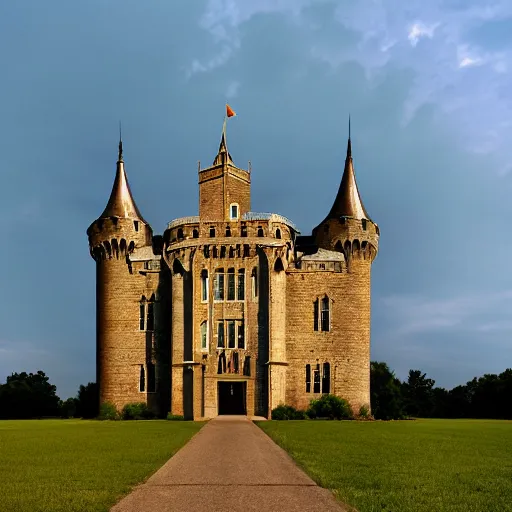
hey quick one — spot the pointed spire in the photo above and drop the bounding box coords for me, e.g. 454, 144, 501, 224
99, 138, 146, 222
325, 124, 371, 221
213, 117, 234, 165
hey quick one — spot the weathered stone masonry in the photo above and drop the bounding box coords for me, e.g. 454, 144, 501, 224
87, 128, 379, 419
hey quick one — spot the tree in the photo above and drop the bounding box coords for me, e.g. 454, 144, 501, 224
75, 382, 99, 419
402, 370, 435, 417
370, 361, 405, 420
0, 371, 60, 419
60, 397, 78, 418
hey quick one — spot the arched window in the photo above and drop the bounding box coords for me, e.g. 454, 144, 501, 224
214, 269, 224, 301
322, 363, 330, 393
313, 364, 321, 393
177, 228, 184, 240
321, 296, 330, 332
251, 267, 258, 298
201, 269, 209, 302
313, 299, 319, 331
306, 364, 311, 393
193, 228, 199, 238
237, 269, 245, 300
276, 228, 281, 239
147, 300, 154, 331
227, 268, 235, 300
257, 226, 264, 237
201, 321, 208, 351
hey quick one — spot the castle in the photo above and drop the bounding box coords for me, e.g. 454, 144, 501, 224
87, 120, 379, 419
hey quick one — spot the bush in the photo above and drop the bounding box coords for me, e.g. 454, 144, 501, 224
271, 404, 308, 420
306, 394, 354, 420
98, 402, 119, 420
121, 402, 155, 420
358, 404, 371, 419
166, 413, 185, 421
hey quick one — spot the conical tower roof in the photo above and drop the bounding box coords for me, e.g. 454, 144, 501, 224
99, 140, 147, 223
212, 125, 234, 166
326, 136, 371, 221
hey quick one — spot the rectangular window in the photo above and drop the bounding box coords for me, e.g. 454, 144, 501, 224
237, 321, 245, 349
313, 299, 319, 331
306, 364, 311, 393
214, 270, 224, 301
241, 224, 247, 237
227, 269, 235, 301
139, 365, 145, 392
217, 321, 225, 348
227, 320, 236, 349
139, 303, 145, 331
322, 362, 330, 393
201, 322, 208, 351
321, 297, 330, 332
230, 204, 239, 220
146, 302, 154, 331
147, 363, 156, 393
313, 369, 320, 393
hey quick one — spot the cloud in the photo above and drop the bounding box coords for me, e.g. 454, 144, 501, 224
408, 21, 439, 46
226, 80, 240, 99
381, 290, 512, 336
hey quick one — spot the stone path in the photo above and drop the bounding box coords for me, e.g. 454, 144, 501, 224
111, 416, 349, 512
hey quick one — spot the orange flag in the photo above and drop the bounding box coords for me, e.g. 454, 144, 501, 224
226, 104, 236, 118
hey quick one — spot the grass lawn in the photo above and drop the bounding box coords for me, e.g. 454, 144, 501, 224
258, 419, 512, 512
0, 419, 203, 512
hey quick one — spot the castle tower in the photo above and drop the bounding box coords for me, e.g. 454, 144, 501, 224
87, 139, 154, 410
198, 128, 251, 223
310, 128, 379, 413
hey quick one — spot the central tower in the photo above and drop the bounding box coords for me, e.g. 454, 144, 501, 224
198, 132, 251, 221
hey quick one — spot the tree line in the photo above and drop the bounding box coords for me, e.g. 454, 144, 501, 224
370, 362, 512, 420
0, 364, 511, 420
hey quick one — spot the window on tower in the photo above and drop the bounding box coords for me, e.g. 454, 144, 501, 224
321, 296, 330, 332
214, 269, 224, 301
201, 321, 208, 351
227, 320, 236, 349
227, 268, 235, 300
305, 364, 311, 393
237, 269, 245, 300
217, 321, 225, 348
322, 362, 330, 393
230, 204, 239, 220
313, 366, 321, 393
237, 320, 245, 349
201, 269, 209, 302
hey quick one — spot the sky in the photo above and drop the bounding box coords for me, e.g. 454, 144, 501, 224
1, 0, 511, 399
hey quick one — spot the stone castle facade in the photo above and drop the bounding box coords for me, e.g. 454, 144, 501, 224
87, 126, 379, 419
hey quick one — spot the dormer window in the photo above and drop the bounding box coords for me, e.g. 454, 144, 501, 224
230, 204, 239, 220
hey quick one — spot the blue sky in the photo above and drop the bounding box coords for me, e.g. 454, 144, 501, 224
1, 0, 511, 399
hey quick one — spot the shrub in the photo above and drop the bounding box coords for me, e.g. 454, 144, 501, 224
271, 404, 308, 420
98, 402, 119, 420
121, 402, 155, 420
306, 394, 354, 420
358, 404, 371, 419
166, 413, 185, 421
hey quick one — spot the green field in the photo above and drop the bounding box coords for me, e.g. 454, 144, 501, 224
0, 419, 202, 512
258, 419, 512, 512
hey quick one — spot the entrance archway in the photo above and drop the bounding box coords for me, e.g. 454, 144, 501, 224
218, 381, 247, 415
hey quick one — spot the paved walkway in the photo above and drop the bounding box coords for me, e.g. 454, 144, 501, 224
111, 416, 349, 512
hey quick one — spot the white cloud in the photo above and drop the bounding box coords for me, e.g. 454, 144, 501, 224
408, 21, 439, 46
226, 80, 240, 99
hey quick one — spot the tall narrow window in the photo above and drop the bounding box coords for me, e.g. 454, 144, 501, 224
252, 267, 258, 298
313, 368, 321, 393
306, 364, 311, 393
227, 268, 235, 301
225, 225, 231, 237
201, 321, 208, 351
362, 219, 367, 231
147, 301, 154, 331
134, 220, 139, 232
230, 204, 239, 220
177, 228, 184, 240
147, 363, 156, 393
214, 269, 224, 301
275, 228, 281, 239
321, 296, 330, 332
237, 269, 245, 300
237, 320, 245, 349
139, 298, 146, 331
209, 226, 216, 237
193, 229, 199, 238
241, 224, 247, 237
313, 299, 319, 331
322, 362, 331, 393
139, 365, 145, 392
257, 226, 264, 237
217, 321, 225, 348
227, 320, 236, 348
201, 270, 208, 302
